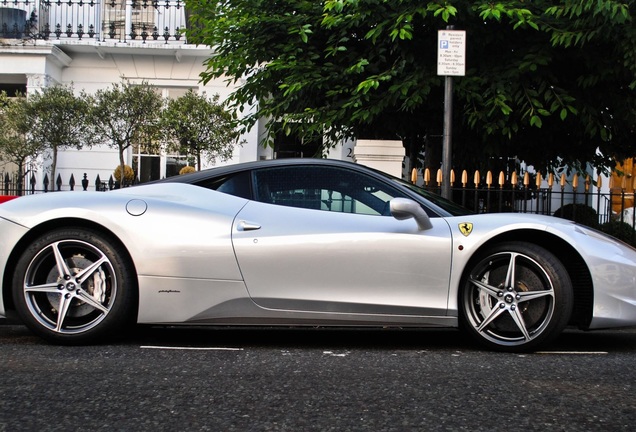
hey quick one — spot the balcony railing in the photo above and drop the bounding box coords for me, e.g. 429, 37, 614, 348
0, 0, 189, 44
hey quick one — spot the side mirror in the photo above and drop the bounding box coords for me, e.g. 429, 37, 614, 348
390, 198, 433, 231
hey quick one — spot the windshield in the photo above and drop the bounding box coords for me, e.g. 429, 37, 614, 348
393, 177, 473, 216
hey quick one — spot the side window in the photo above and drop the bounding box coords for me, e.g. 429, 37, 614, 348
253, 166, 404, 215
194, 171, 252, 199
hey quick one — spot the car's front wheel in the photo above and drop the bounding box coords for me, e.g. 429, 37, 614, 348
460, 242, 573, 352
12, 227, 136, 344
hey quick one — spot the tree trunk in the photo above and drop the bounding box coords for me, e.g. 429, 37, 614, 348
119, 144, 126, 188
50, 147, 58, 192
16, 160, 24, 195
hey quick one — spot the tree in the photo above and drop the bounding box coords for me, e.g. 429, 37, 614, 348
89, 80, 163, 185
186, 0, 636, 174
0, 92, 45, 194
162, 90, 240, 170
455, 1, 636, 174
27, 85, 93, 191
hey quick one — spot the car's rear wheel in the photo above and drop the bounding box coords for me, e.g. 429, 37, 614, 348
460, 242, 573, 352
12, 228, 136, 344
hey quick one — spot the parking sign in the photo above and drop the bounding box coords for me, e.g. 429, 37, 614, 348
437, 30, 466, 76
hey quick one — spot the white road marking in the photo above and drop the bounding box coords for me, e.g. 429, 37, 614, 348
140, 346, 243, 351
323, 351, 348, 357
535, 351, 608, 355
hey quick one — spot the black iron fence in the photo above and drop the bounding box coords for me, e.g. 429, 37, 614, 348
0, 0, 188, 43
412, 166, 636, 244
422, 184, 633, 225
2, 171, 133, 195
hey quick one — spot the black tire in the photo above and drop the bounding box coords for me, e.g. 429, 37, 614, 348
459, 242, 573, 352
12, 227, 136, 345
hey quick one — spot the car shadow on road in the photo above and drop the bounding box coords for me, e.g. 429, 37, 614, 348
125, 325, 636, 353
2, 322, 634, 353
128, 325, 476, 350
549, 328, 636, 353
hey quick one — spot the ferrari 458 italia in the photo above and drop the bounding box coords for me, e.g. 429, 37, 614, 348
1, 159, 635, 351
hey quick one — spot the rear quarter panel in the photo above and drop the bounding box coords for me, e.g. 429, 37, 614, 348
0, 185, 250, 319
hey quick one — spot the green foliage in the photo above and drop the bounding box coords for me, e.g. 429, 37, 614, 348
27, 85, 93, 190
186, 0, 635, 172
161, 90, 239, 170
89, 80, 163, 180
2, 83, 239, 186
27, 85, 91, 152
0, 92, 46, 190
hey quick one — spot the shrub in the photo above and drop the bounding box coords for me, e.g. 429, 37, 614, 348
553, 204, 599, 228
179, 166, 196, 175
113, 164, 135, 183
601, 221, 636, 247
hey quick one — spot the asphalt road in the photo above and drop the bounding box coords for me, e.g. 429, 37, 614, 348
1, 324, 635, 431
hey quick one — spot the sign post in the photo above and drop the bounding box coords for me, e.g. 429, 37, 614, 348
437, 28, 466, 199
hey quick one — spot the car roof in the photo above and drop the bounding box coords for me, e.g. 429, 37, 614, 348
156, 158, 378, 185
152, 158, 461, 217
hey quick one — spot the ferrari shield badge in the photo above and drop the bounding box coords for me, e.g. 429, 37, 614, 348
459, 222, 473, 237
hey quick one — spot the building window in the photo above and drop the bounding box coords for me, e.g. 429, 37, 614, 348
135, 154, 160, 183
0, 83, 27, 97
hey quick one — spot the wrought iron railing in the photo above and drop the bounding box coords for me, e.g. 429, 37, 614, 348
2, 171, 134, 194
0, 0, 188, 44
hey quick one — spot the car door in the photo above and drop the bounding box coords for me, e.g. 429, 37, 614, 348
231, 165, 453, 317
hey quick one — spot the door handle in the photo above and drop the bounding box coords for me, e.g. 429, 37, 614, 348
237, 220, 261, 231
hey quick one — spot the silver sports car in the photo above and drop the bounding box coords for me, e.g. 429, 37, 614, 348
1, 158, 635, 351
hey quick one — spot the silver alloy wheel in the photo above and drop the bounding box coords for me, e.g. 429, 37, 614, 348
463, 250, 557, 347
21, 239, 117, 335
